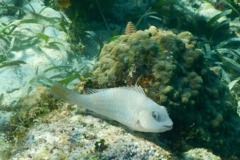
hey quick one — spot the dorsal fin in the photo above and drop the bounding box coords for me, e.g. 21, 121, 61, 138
84, 88, 109, 94
85, 85, 146, 95
119, 85, 146, 95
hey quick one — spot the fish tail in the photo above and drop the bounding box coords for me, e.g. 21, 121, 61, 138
50, 82, 81, 105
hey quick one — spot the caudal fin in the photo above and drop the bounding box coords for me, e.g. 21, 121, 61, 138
50, 82, 80, 105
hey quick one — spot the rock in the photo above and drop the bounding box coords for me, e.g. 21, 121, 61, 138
5, 88, 173, 159
10, 114, 171, 159
0, 1, 69, 106
0, 132, 11, 160
183, 148, 221, 160
0, 111, 12, 131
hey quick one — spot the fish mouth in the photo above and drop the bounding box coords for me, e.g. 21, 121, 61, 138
164, 125, 173, 130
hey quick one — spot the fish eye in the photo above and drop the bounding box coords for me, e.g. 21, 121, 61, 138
152, 111, 161, 121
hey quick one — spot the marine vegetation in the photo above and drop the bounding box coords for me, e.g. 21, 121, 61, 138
85, 26, 240, 158
0, 1, 70, 69
46, 0, 115, 57
152, 0, 240, 42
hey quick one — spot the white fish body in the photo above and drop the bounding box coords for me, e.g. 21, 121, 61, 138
50, 83, 173, 133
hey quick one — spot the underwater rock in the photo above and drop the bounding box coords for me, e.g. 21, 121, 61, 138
0, 132, 11, 159
197, 2, 225, 22
4, 88, 172, 159
0, 0, 20, 24
0, 111, 12, 132
90, 26, 240, 158
0, 1, 69, 106
183, 148, 221, 160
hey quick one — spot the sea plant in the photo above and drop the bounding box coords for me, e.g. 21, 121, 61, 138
214, 0, 240, 17
151, 0, 237, 42
203, 36, 240, 115
0, 2, 70, 69
39, 65, 81, 86
206, 9, 232, 40
228, 77, 240, 113
135, 7, 162, 28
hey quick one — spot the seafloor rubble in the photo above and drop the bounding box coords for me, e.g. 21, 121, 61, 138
90, 26, 240, 158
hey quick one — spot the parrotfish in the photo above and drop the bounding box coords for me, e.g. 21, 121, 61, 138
50, 83, 173, 133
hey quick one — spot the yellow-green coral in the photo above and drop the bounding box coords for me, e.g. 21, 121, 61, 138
89, 26, 240, 158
